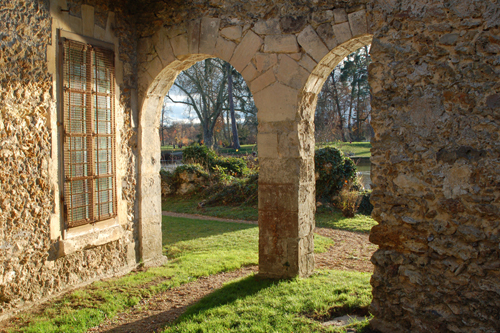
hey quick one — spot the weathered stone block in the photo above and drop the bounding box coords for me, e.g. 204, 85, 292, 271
152, 27, 176, 66
348, 10, 368, 38
297, 25, 329, 62
257, 132, 278, 158
258, 210, 299, 238
166, 24, 187, 39
264, 35, 299, 53
241, 63, 258, 82
199, 17, 220, 55
142, 56, 163, 85
254, 52, 278, 72
276, 54, 309, 90
214, 37, 236, 62
139, 215, 163, 262
332, 22, 353, 45
259, 157, 303, 185
254, 83, 298, 122
220, 25, 242, 40
230, 30, 263, 72
170, 34, 189, 58
187, 19, 201, 54
333, 8, 348, 24
316, 22, 337, 50
250, 68, 276, 93
298, 53, 317, 72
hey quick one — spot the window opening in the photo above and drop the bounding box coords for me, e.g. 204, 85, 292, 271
62, 38, 117, 228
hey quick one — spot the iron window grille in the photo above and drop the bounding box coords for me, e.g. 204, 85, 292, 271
61, 38, 117, 228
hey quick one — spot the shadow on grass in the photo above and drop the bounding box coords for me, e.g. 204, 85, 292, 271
102, 275, 273, 333
173, 275, 276, 322
162, 216, 257, 246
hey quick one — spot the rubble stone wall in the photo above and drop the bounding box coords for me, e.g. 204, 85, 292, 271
1, 0, 499, 331
0, 0, 140, 317
368, 1, 500, 332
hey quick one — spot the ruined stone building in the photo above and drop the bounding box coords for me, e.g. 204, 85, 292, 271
1, 0, 499, 331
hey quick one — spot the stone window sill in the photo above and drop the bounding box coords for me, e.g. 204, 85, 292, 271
58, 218, 125, 257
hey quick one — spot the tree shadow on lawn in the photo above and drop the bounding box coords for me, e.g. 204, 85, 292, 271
162, 216, 257, 246
102, 275, 274, 333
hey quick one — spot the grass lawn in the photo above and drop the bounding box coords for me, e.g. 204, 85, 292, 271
316, 206, 377, 234
163, 270, 373, 333
162, 195, 259, 221
8, 217, 337, 333
162, 196, 377, 234
317, 142, 372, 158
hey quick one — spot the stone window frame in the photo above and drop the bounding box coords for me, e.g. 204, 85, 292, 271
58, 30, 118, 230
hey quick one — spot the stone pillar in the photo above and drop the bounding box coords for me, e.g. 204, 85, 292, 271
255, 83, 315, 278
138, 94, 165, 265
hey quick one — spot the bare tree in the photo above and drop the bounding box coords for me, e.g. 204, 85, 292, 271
167, 58, 255, 148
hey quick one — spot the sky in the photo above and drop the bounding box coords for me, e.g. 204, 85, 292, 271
162, 86, 200, 124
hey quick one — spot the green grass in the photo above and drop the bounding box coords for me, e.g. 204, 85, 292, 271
163, 270, 373, 333
162, 196, 377, 234
316, 206, 377, 234
162, 195, 259, 221
317, 142, 372, 158
216, 144, 256, 155
9, 216, 333, 333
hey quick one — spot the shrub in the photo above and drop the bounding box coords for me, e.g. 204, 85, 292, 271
357, 190, 373, 215
338, 187, 362, 218
182, 144, 217, 168
215, 156, 248, 177
204, 173, 258, 206
160, 163, 209, 196
315, 147, 357, 201
182, 144, 248, 177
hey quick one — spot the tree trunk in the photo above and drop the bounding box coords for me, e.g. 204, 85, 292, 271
203, 126, 214, 149
160, 106, 165, 146
331, 72, 346, 142
355, 79, 362, 140
227, 63, 240, 149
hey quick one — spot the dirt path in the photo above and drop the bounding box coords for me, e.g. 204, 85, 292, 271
85, 215, 376, 332
87, 267, 258, 333
314, 228, 376, 273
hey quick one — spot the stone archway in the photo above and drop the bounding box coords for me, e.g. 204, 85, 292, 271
136, 7, 372, 278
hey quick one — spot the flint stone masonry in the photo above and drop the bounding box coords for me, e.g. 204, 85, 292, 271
1, 1, 499, 332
